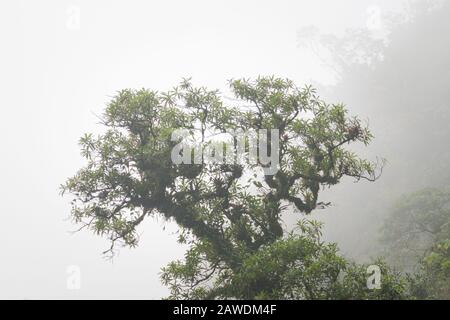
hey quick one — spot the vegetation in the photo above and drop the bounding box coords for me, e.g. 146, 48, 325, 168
302, 1, 450, 300
62, 76, 413, 299
297, 4, 450, 301
60, 1, 450, 300
382, 188, 450, 299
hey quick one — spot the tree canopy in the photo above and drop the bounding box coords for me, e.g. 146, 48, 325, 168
381, 188, 450, 299
62, 76, 406, 299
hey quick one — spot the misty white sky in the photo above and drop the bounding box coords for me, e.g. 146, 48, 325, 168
0, 0, 407, 299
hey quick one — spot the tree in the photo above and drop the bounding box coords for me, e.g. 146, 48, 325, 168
381, 188, 450, 271
409, 238, 450, 299
62, 76, 399, 299
381, 188, 450, 299
162, 219, 409, 299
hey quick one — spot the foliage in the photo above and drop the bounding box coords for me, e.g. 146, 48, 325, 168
381, 188, 450, 271
409, 239, 450, 299
382, 188, 450, 299
162, 220, 409, 300
62, 76, 386, 299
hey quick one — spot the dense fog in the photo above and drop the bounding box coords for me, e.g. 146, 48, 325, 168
308, 0, 450, 264
1, 0, 449, 299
